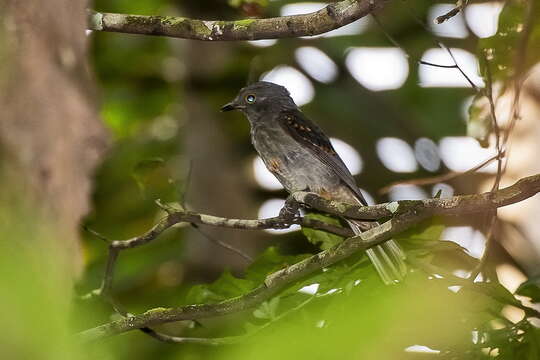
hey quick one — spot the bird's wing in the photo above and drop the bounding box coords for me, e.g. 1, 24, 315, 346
277, 109, 367, 206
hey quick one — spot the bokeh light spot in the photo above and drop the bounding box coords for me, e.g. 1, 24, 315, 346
414, 137, 441, 172
280, 2, 326, 16
496, 264, 527, 293
388, 185, 428, 201
359, 188, 375, 205
441, 226, 486, 259
248, 39, 278, 47
330, 138, 363, 175
376, 137, 418, 173
439, 136, 497, 173
428, 4, 468, 38
298, 283, 319, 295
262, 66, 315, 106
465, 2, 504, 38
405, 345, 441, 354
346, 47, 409, 91
295, 47, 338, 83
432, 183, 455, 198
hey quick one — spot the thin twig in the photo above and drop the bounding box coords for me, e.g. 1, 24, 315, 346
176, 161, 255, 263
83, 226, 111, 243
193, 226, 253, 262
468, 215, 497, 281
379, 152, 503, 195
373, 9, 480, 92
418, 61, 462, 69
440, 42, 479, 92
482, 53, 503, 193
434, 0, 469, 24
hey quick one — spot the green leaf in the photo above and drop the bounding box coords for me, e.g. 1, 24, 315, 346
422, 240, 467, 253
478, 0, 540, 84
294, 257, 373, 295
253, 297, 280, 320
516, 276, 540, 303
185, 270, 255, 304
185, 248, 310, 305
475, 281, 521, 307
302, 213, 345, 250
245, 247, 310, 284
395, 217, 445, 245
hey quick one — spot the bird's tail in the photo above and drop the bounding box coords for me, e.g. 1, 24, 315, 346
347, 219, 407, 285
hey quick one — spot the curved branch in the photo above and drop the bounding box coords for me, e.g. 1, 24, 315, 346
90, 203, 352, 301
294, 173, 540, 221
77, 174, 540, 342
78, 213, 410, 342
87, 0, 386, 40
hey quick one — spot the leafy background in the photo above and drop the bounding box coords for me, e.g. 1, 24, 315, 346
19, 0, 536, 358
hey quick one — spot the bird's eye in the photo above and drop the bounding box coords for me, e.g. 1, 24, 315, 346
245, 94, 256, 104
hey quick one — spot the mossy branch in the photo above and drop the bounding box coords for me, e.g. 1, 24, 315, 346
87, 0, 386, 40
77, 174, 540, 342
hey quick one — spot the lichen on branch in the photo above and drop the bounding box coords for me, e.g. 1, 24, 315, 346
87, 0, 386, 40
77, 174, 540, 342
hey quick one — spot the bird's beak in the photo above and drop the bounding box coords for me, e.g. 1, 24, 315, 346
221, 101, 239, 112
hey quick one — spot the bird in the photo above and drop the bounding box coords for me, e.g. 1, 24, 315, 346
222, 81, 406, 284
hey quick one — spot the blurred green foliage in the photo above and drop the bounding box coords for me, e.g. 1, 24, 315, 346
58, 0, 540, 359
478, 0, 540, 85
0, 203, 91, 360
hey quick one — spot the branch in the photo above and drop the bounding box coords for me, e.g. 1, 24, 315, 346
78, 213, 415, 342
87, 0, 386, 40
379, 152, 503, 195
294, 173, 540, 221
90, 202, 353, 300
434, 0, 468, 24
77, 174, 540, 342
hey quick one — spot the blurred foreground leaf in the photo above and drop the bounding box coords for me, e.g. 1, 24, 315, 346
478, 0, 540, 84
186, 270, 256, 304
516, 276, 540, 303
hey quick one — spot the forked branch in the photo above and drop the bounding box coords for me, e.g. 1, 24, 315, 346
78, 174, 540, 342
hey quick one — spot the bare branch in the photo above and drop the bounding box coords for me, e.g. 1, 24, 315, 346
87, 0, 386, 41
379, 152, 503, 195
77, 213, 415, 342
434, 0, 468, 24
77, 174, 540, 342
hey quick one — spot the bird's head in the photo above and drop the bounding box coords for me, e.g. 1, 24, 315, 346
221, 81, 296, 120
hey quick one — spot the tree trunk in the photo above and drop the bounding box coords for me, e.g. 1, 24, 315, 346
0, 0, 107, 273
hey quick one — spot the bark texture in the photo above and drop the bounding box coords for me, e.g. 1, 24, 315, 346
0, 0, 107, 271
88, 0, 386, 41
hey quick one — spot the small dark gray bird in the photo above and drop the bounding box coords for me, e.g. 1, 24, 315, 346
222, 81, 406, 284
